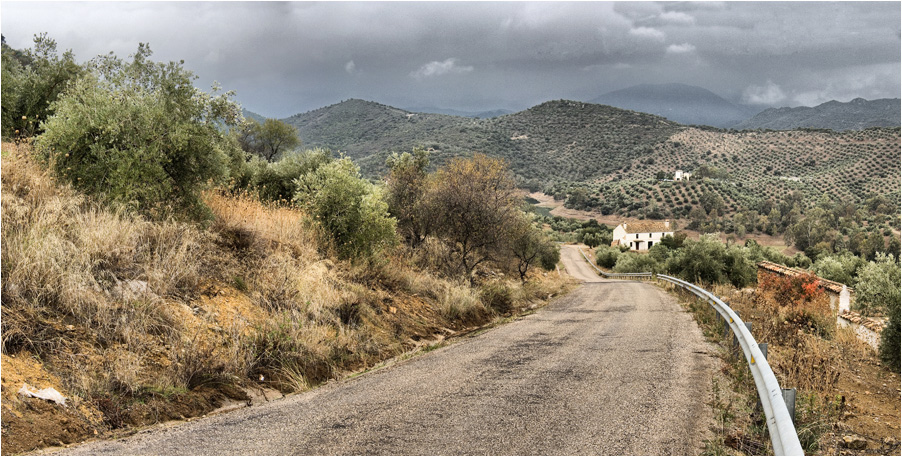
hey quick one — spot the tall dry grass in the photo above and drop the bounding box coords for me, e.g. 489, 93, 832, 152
2, 142, 572, 434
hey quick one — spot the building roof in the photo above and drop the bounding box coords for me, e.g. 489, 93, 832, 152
757, 260, 852, 294
839, 310, 885, 333
620, 221, 672, 234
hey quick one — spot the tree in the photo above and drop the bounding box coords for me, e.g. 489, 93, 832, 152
238, 118, 300, 161
385, 148, 432, 248
257, 118, 300, 161
595, 246, 620, 268
666, 234, 727, 285
294, 158, 397, 260
2, 33, 83, 139
36, 43, 240, 220
508, 213, 558, 282
855, 253, 901, 371
428, 154, 520, 282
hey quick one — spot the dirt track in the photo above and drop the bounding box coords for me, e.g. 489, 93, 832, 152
52, 245, 718, 455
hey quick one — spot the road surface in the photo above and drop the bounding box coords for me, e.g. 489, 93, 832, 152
55, 245, 717, 455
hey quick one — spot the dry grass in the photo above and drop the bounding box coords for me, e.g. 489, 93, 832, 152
702, 281, 894, 454
1, 142, 572, 452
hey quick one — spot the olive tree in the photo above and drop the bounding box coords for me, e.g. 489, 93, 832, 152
385, 147, 432, 248
2, 33, 83, 139
238, 118, 300, 161
36, 43, 241, 220
294, 158, 397, 260
854, 253, 901, 371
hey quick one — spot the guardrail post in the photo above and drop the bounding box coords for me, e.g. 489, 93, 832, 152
756, 342, 769, 413
782, 388, 797, 424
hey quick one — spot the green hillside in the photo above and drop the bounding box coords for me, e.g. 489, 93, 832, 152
555, 127, 901, 219
282, 99, 681, 183
281, 98, 900, 228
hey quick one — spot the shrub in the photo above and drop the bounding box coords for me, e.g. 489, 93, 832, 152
1, 34, 84, 139
595, 246, 620, 268
36, 44, 240, 221
480, 281, 514, 314
854, 253, 901, 370
613, 252, 660, 274
294, 158, 397, 260
239, 149, 331, 203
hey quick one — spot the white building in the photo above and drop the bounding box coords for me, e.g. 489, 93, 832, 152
674, 170, 692, 181
612, 220, 674, 251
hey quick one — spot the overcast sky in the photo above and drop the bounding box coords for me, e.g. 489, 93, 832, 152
2, 1, 899, 118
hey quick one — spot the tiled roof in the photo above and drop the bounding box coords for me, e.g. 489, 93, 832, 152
757, 261, 852, 294
839, 310, 885, 333
621, 221, 672, 234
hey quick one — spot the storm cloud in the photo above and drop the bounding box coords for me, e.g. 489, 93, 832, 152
2, 1, 899, 117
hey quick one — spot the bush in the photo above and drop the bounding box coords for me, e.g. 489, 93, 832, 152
294, 158, 397, 260
613, 252, 660, 274
239, 149, 331, 203
854, 253, 900, 370
480, 282, 514, 314
36, 44, 240, 221
595, 246, 620, 268
1, 34, 83, 139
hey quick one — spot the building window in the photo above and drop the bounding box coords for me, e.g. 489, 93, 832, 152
635, 234, 639, 239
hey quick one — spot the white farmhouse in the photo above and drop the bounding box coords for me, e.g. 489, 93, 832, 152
612, 220, 674, 251
674, 170, 691, 181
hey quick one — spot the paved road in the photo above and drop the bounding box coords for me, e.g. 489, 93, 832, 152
56, 245, 717, 455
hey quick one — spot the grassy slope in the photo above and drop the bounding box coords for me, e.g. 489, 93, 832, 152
0, 142, 574, 454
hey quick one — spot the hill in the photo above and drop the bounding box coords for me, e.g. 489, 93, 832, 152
734, 98, 901, 131
241, 108, 267, 123
282, 99, 681, 182
589, 83, 754, 128
548, 126, 900, 224
404, 106, 513, 118
281, 98, 899, 224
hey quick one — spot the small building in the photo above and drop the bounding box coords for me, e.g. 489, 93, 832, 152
756, 261, 852, 313
612, 220, 673, 251
674, 170, 692, 181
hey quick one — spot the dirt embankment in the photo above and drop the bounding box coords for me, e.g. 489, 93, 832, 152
1, 143, 575, 455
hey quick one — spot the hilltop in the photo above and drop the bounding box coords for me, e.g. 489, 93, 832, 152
282, 99, 681, 183
734, 98, 901, 131
589, 83, 755, 128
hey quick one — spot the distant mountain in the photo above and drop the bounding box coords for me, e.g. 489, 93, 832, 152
404, 106, 514, 118
589, 83, 755, 128
733, 98, 901, 131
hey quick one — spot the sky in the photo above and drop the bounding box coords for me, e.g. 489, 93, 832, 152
1, 1, 899, 118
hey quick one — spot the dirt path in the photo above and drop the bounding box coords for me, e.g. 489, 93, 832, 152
50, 246, 719, 456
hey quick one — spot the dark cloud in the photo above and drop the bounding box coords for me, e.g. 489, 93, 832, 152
2, 1, 898, 117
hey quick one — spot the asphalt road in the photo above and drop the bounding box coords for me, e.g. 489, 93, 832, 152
55, 245, 717, 455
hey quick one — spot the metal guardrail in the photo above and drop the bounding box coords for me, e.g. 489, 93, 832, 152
576, 246, 804, 456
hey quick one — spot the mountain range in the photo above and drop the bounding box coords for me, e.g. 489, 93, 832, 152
733, 97, 901, 131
